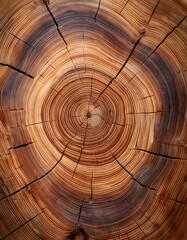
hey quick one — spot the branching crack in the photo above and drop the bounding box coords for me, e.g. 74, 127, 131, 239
132, 148, 187, 160
0, 63, 34, 78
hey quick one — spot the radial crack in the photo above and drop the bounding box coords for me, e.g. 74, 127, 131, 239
82, 33, 86, 73
120, 0, 130, 14
133, 148, 186, 160
42, 0, 84, 86
78, 200, 84, 226
42, 0, 67, 46
146, 15, 187, 58
127, 15, 187, 84
134, 220, 147, 238
127, 198, 163, 238
147, 0, 160, 25
25, 120, 56, 127
9, 142, 33, 150
169, 198, 186, 205
90, 172, 93, 200
95, 35, 142, 103
0, 63, 34, 78
9, 32, 34, 48
2, 212, 42, 239
101, 137, 155, 191
0, 135, 76, 201
72, 121, 89, 178
127, 111, 161, 114
72, 89, 92, 178
94, 0, 101, 21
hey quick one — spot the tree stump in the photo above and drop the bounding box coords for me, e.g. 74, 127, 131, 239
0, 0, 187, 239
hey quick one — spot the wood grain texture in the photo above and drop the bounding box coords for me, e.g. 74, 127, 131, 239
0, 0, 187, 239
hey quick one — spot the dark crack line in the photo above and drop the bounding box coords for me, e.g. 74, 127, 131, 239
134, 220, 147, 238
0, 135, 76, 201
25, 120, 56, 127
141, 95, 154, 99
90, 172, 93, 200
128, 15, 187, 84
42, 0, 84, 86
78, 200, 84, 226
82, 33, 86, 73
66, 47, 84, 87
132, 148, 187, 160
72, 121, 89, 178
101, 136, 155, 191
72, 84, 92, 177
72, 82, 93, 178
89, 71, 94, 101
37, 49, 62, 76
94, 0, 101, 21
42, 0, 67, 46
127, 111, 161, 115
9, 32, 34, 48
2, 212, 42, 239
168, 198, 186, 205
147, 0, 160, 25
91, 71, 94, 93
126, 199, 162, 238
120, 0, 130, 14
8, 108, 25, 112
87, 75, 92, 115
0, 63, 34, 78
9, 142, 33, 150
94, 35, 142, 103
153, 193, 186, 205
149, 15, 187, 55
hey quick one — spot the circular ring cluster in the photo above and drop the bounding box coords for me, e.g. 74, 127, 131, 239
0, 0, 187, 240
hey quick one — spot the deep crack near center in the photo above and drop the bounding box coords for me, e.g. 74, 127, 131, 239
86, 111, 91, 118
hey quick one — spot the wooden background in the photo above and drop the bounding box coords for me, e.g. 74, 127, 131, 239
0, 0, 187, 239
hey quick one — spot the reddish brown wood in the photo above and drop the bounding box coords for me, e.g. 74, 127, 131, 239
0, 0, 187, 239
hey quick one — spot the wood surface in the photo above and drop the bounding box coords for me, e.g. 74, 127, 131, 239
0, 0, 187, 239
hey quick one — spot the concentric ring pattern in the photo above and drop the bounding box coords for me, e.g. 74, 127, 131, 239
0, 0, 187, 239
